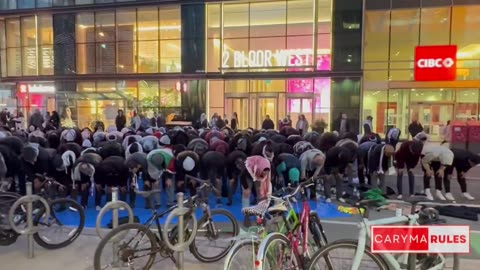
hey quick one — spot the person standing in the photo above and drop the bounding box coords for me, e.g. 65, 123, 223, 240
261, 115, 275, 130
363, 116, 373, 134
441, 120, 451, 146
49, 111, 60, 129
131, 111, 141, 131
156, 113, 166, 128
296, 114, 309, 136
231, 112, 238, 130
115, 110, 126, 131
60, 106, 75, 129
334, 113, 350, 135
408, 118, 423, 138
30, 108, 44, 130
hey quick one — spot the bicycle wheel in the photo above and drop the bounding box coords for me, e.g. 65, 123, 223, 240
307, 240, 388, 270
223, 239, 260, 270
256, 233, 301, 270
190, 208, 239, 263
94, 223, 157, 270
33, 198, 85, 249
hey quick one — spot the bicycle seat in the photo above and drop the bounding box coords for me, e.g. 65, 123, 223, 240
405, 196, 431, 204
268, 203, 288, 213
135, 189, 162, 198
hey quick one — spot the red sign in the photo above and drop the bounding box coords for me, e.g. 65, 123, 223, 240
371, 225, 470, 254
414, 45, 457, 81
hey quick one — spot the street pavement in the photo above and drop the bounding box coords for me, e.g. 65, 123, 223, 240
2, 172, 480, 269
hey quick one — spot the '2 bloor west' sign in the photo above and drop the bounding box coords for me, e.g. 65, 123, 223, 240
414, 45, 457, 81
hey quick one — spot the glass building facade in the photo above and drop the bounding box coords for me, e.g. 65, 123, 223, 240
364, 0, 480, 140
0, 0, 363, 130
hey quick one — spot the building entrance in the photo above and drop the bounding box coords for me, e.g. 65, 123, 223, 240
224, 97, 249, 130
411, 103, 453, 141
287, 93, 314, 129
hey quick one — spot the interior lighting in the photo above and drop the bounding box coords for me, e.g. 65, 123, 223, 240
98, 32, 105, 37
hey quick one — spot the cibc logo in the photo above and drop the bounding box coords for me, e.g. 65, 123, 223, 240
414, 45, 457, 81
417, 58, 455, 68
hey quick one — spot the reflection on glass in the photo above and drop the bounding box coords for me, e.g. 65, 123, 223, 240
138, 8, 159, 40
21, 17, 36, 47
95, 12, 115, 42
160, 7, 181, 40
250, 1, 286, 37
223, 4, 249, 38
390, 10, 419, 61
364, 11, 390, 62
77, 82, 96, 92
207, 4, 221, 38
160, 81, 181, 107
39, 45, 54, 75
76, 13, 95, 43
160, 40, 181, 72
287, 0, 314, 35
96, 43, 116, 73
116, 10, 136, 42
38, 15, 53, 45
139, 80, 159, 109
7, 47, 21, 76
117, 42, 136, 73
138, 41, 159, 73
411, 104, 453, 141
420, 8, 450, 46
456, 89, 479, 120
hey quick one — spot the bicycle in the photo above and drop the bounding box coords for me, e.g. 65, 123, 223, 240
306, 196, 459, 270
0, 174, 85, 249
93, 176, 239, 270
255, 178, 330, 270
223, 185, 300, 270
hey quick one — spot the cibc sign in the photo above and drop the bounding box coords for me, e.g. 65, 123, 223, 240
414, 45, 457, 81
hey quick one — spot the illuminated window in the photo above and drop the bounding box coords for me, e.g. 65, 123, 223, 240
160, 80, 181, 107
21, 17, 37, 76
223, 4, 249, 38
250, 1, 286, 37
138, 81, 159, 109
287, 0, 314, 36
160, 7, 181, 40
390, 9, 419, 62
160, 40, 181, 72
0, 20, 6, 77
420, 7, 450, 46
364, 11, 390, 62
138, 41, 159, 73
138, 8, 159, 41
452, 6, 480, 61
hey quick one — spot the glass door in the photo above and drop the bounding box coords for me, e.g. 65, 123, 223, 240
287, 98, 314, 130
257, 98, 278, 129
411, 103, 453, 141
225, 98, 249, 130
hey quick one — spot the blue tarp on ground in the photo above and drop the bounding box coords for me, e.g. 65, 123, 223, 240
54, 193, 351, 228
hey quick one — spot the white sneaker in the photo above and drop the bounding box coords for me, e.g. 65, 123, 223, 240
424, 189, 434, 201
338, 197, 346, 203
435, 190, 446, 201
325, 198, 332, 203
445, 192, 455, 201
95, 206, 102, 211
397, 195, 403, 200
463, 192, 475, 201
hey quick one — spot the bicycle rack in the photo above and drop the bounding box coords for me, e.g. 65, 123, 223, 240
163, 192, 198, 270
95, 187, 134, 268
8, 182, 50, 258
95, 187, 134, 239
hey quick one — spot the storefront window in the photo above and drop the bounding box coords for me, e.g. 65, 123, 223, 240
21, 17, 37, 75
0, 21, 6, 78
160, 7, 181, 40
138, 41, 159, 73
420, 7, 450, 46
210, 0, 331, 73
250, 80, 286, 93
160, 40, 181, 72
390, 9, 419, 62
364, 11, 390, 63
160, 80, 181, 108
250, 1, 286, 37
6, 18, 20, 76
18, 0, 35, 9
456, 89, 479, 120
139, 81, 159, 113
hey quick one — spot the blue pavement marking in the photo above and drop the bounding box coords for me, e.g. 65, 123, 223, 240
53, 192, 350, 228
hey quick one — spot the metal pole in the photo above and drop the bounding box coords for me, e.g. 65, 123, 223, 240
177, 192, 185, 270
111, 187, 119, 267
26, 182, 34, 259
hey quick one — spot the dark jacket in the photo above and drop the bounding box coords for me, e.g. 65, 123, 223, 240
262, 119, 275, 130
30, 113, 44, 130
231, 118, 238, 130
408, 122, 423, 137
115, 115, 127, 131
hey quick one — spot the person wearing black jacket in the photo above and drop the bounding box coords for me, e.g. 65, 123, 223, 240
20, 143, 53, 194
225, 150, 249, 205
441, 148, 480, 201
361, 144, 395, 191
394, 140, 423, 198
115, 110, 127, 132
175, 150, 200, 196
323, 146, 355, 202
261, 115, 275, 130
200, 150, 226, 204
95, 156, 129, 208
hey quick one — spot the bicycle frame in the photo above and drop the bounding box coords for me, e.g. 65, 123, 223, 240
351, 214, 446, 270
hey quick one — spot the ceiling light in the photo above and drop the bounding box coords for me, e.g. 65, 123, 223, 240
98, 32, 105, 37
